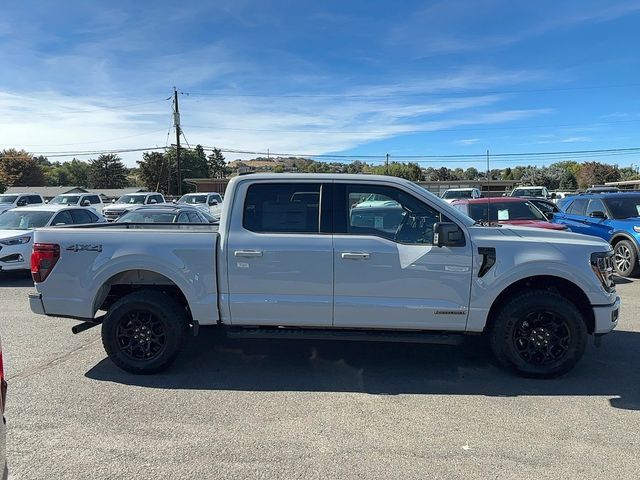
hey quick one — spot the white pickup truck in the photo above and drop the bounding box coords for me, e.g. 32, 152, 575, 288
28, 174, 620, 377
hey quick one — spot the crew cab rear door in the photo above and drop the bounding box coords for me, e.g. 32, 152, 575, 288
226, 181, 334, 326
332, 182, 472, 331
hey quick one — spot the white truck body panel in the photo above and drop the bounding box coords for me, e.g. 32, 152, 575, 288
30, 174, 619, 337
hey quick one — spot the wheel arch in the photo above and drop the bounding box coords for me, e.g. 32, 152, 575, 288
610, 231, 640, 250
486, 275, 595, 334
92, 269, 192, 321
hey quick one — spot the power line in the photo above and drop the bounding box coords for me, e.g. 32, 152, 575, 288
18, 129, 170, 148
184, 82, 640, 99
44, 98, 169, 114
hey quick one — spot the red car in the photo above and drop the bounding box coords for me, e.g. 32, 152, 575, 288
451, 197, 568, 230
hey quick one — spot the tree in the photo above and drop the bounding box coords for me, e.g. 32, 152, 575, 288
371, 162, 423, 181
0, 149, 46, 186
576, 162, 620, 189
137, 151, 170, 193
207, 148, 230, 178
87, 154, 128, 189
463, 167, 479, 180
558, 170, 578, 190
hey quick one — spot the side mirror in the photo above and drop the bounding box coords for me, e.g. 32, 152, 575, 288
543, 211, 555, 220
112, 199, 116, 203
433, 222, 466, 248
17, 200, 27, 207
149, 199, 157, 204
209, 200, 218, 206
172, 199, 177, 204
589, 211, 606, 219
551, 193, 557, 199
81, 200, 91, 207
45, 200, 49, 204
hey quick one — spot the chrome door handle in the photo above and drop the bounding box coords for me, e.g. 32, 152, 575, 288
234, 250, 263, 258
341, 252, 370, 260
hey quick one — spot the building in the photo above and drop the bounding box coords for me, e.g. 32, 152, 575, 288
184, 178, 230, 195
605, 180, 640, 191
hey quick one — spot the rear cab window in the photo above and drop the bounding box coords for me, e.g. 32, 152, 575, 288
243, 183, 321, 233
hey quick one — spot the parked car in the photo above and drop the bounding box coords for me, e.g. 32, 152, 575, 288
585, 186, 621, 194
102, 192, 165, 222
116, 205, 215, 224
527, 198, 560, 216
509, 186, 551, 199
553, 193, 640, 277
0, 193, 44, 215
440, 188, 482, 203
177, 192, 223, 221
29, 174, 619, 378
451, 198, 568, 230
0, 335, 7, 480
49, 193, 104, 213
0, 206, 104, 272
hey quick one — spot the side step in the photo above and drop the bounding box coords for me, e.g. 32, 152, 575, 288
225, 326, 464, 345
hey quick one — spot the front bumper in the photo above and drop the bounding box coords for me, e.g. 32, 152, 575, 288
592, 296, 620, 334
0, 243, 30, 271
29, 292, 46, 315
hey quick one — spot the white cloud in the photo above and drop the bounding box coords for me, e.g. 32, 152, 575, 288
457, 138, 480, 145
560, 136, 591, 143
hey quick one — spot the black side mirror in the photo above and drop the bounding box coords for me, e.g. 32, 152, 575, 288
209, 200, 218, 206
589, 211, 606, 219
17, 200, 27, 206
434, 222, 466, 247
543, 211, 555, 220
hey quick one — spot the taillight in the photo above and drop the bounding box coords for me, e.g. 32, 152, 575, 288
31, 243, 60, 283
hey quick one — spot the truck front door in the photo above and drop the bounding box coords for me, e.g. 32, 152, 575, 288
332, 183, 472, 331
226, 182, 334, 326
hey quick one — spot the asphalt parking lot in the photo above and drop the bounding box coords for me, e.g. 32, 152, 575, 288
1, 272, 639, 479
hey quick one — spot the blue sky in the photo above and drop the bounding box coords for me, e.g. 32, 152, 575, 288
1, 0, 640, 167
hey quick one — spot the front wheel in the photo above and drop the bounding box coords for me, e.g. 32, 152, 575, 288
488, 290, 587, 378
101, 290, 188, 374
613, 239, 640, 278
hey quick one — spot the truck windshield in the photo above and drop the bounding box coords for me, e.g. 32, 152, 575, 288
116, 195, 146, 204
0, 195, 18, 204
0, 210, 54, 229
179, 195, 207, 204
442, 190, 473, 199
50, 195, 80, 205
511, 188, 543, 197
604, 196, 640, 219
468, 201, 545, 222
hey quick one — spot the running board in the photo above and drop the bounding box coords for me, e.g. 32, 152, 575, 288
225, 327, 464, 345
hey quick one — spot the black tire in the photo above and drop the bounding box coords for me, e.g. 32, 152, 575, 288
101, 290, 188, 374
613, 239, 640, 278
488, 290, 587, 378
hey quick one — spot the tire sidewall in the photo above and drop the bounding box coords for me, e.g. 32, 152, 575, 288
492, 293, 587, 377
102, 293, 186, 373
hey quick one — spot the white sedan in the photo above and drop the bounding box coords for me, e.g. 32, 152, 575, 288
0, 205, 104, 272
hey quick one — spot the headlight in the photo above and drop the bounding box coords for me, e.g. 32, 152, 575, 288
0, 236, 31, 246
590, 251, 615, 293
634, 226, 640, 233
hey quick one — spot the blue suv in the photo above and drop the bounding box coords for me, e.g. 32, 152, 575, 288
554, 193, 640, 277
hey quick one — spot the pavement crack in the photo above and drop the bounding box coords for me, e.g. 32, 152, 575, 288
7, 336, 101, 382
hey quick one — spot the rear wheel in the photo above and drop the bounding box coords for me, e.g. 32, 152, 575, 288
101, 290, 188, 374
613, 239, 640, 278
488, 290, 587, 378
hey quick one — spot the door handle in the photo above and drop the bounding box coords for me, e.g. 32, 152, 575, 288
234, 250, 263, 258
341, 252, 370, 260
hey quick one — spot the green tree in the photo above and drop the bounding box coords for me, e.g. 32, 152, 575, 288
463, 167, 479, 180
558, 170, 578, 190
0, 149, 46, 186
87, 153, 129, 189
371, 162, 423, 181
137, 151, 170, 193
207, 148, 230, 178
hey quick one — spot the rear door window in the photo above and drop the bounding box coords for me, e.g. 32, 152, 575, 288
52, 210, 74, 225
70, 209, 95, 224
243, 183, 321, 233
567, 199, 588, 216
586, 199, 607, 217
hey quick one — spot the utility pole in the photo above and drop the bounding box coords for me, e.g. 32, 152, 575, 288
485, 150, 490, 223
173, 87, 182, 196
385, 153, 389, 175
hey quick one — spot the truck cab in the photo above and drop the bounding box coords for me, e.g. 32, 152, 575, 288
0, 193, 44, 214
102, 192, 165, 221
49, 193, 104, 213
